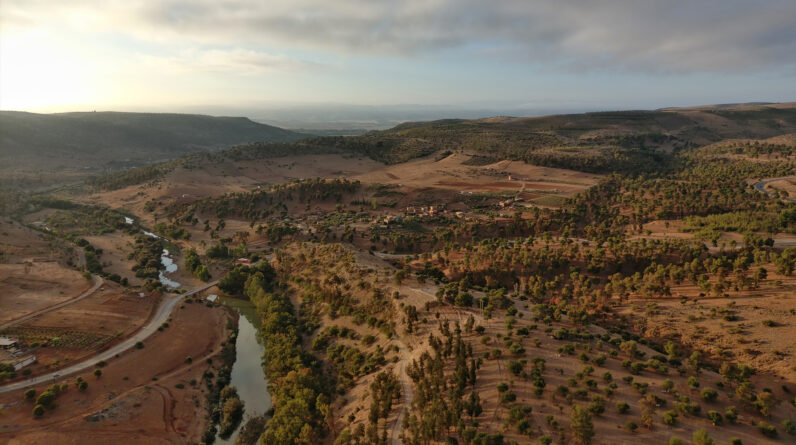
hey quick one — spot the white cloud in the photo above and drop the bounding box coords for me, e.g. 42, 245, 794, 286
2, 0, 796, 73
138, 48, 322, 74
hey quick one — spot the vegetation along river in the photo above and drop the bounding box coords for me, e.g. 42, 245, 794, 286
215, 297, 271, 444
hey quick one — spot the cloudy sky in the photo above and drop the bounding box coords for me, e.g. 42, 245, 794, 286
1, 0, 795, 114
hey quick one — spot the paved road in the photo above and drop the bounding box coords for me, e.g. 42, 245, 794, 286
0, 276, 105, 331
754, 176, 796, 203
0, 280, 218, 394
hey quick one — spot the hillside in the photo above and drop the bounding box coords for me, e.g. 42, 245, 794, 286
188, 102, 796, 176
0, 111, 306, 172
297, 102, 796, 170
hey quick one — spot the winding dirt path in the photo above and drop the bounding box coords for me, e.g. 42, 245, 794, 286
389, 342, 414, 445
0, 275, 104, 331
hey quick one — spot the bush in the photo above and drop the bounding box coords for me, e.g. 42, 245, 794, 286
725, 406, 738, 424
135, 341, 144, 349
25, 389, 36, 400
758, 421, 778, 438
36, 391, 56, 408
701, 387, 718, 402
692, 429, 714, 445
624, 421, 637, 432
33, 404, 45, 417
500, 391, 517, 403
616, 401, 630, 414
668, 439, 684, 445
729, 439, 742, 445
706, 410, 722, 425
782, 418, 796, 435
662, 410, 678, 426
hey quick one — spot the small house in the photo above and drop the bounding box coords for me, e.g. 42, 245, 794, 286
0, 337, 19, 349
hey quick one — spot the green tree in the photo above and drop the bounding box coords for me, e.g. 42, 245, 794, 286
570, 405, 595, 444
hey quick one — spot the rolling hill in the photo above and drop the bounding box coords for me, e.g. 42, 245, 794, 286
0, 111, 306, 172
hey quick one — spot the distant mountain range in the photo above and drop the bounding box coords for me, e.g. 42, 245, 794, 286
0, 111, 306, 171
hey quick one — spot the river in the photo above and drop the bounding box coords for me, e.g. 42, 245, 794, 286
123, 217, 182, 289
215, 297, 271, 444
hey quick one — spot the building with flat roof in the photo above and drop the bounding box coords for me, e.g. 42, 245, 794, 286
0, 337, 19, 349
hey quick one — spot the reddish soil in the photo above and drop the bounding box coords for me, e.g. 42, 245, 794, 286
0, 301, 233, 444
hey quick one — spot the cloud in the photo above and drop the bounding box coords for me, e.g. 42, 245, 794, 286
3, 0, 796, 73
138, 48, 323, 74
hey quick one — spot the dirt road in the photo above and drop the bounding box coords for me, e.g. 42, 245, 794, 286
0, 275, 104, 331
0, 280, 218, 394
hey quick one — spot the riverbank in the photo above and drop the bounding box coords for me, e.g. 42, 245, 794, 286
213, 296, 271, 445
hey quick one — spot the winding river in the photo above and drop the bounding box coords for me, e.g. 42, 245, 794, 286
215, 297, 271, 444
124, 217, 182, 289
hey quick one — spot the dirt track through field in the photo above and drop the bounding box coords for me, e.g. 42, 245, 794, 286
0, 280, 218, 394
0, 275, 104, 331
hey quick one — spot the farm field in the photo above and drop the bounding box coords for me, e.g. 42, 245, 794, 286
0, 300, 232, 444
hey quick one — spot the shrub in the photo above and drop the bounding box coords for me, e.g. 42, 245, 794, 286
509, 343, 525, 355
135, 341, 144, 349
706, 410, 722, 425
758, 421, 777, 438
701, 387, 718, 402
693, 429, 714, 445
507, 360, 523, 376
624, 421, 637, 432
93, 369, 102, 379
724, 406, 738, 424
782, 418, 796, 435
516, 419, 531, 434
616, 401, 630, 414
36, 391, 56, 408
497, 383, 509, 393
662, 410, 678, 426
687, 376, 700, 388
25, 389, 36, 400
729, 439, 742, 445
668, 439, 684, 445
33, 404, 45, 417
588, 396, 605, 415
500, 391, 517, 403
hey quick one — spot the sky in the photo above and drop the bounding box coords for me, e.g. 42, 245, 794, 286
1, 0, 795, 116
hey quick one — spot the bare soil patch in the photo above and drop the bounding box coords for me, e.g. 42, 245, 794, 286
0, 263, 90, 325
0, 301, 232, 444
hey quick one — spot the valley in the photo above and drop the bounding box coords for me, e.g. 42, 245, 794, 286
1, 103, 796, 444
